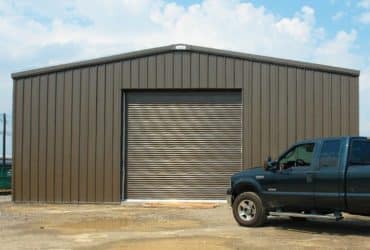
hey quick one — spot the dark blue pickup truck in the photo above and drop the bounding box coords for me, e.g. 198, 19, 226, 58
227, 136, 370, 227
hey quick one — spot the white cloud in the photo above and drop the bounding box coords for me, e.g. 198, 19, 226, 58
0, 0, 368, 141
358, 0, 370, 24
313, 30, 359, 68
358, 12, 370, 24
361, 66, 370, 91
275, 6, 316, 43
0, 1, 328, 63
358, 0, 370, 8
332, 11, 344, 21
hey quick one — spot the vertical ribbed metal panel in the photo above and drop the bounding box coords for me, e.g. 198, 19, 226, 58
251, 62, 261, 166
112, 62, 122, 201
30, 76, 40, 201
156, 55, 165, 89
287, 68, 296, 146
165, 53, 173, 88
38, 75, 48, 201
70, 69, 81, 202
199, 54, 208, 88
148, 56, 156, 89
305, 70, 315, 138
182, 53, 191, 88
296, 69, 305, 140
208, 55, 217, 88
96, 65, 106, 202
22, 79, 31, 201
269, 65, 279, 159
104, 64, 114, 202
54, 72, 64, 202
349, 77, 359, 135
340, 76, 350, 135
62, 70, 72, 202
79, 68, 89, 202
278, 66, 288, 153
217, 57, 226, 88
260, 64, 270, 164
46, 74, 56, 202
322, 73, 331, 137
314, 72, 323, 137
174, 52, 182, 88
244, 60, 252, 169
191, 53, 199, 88
87, 67, 97, 202
332, 74, 341, 136
126, 91, 242, 199
11, 49, 359, 203
13, 80, 23, 201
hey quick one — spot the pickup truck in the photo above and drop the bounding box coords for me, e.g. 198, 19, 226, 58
227, 136, 370, 227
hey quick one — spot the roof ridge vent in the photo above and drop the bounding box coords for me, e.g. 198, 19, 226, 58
174, 44, 187, 50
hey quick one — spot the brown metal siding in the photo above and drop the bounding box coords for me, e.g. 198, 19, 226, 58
96, 65, 105, 202
278, 66, 288, 160
87, 67, 97, 202
14, 80, 23, 201
269, 65, 279, 159
71, 69, 80, 202
104, 64, 114, 202
30, 76, 39, 201
79, 68, 89, 202
22, 79, 31, 201
54, 72, 64, 202
46, 74, 56, 202
243, 60, 251, 169
112, 62, 122, 201
63, 70, 73, 202
12, 50, 359, 203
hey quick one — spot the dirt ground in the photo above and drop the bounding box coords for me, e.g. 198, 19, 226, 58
1, 196, 370, 249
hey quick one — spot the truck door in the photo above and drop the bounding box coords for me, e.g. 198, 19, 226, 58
272, 143, 316, 209
346, 139, 370, 214
314, 139, 345, 210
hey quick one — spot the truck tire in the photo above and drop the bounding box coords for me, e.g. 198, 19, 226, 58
232, 192, 266, 227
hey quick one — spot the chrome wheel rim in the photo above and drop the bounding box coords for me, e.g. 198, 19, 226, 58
238, 199, 256, 221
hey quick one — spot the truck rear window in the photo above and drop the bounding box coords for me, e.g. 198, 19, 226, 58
349, 140, 370, 165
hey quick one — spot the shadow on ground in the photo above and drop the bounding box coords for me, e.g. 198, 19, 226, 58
267, 217, 370, 237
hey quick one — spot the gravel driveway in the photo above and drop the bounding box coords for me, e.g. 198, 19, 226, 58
0, 199, 370, 249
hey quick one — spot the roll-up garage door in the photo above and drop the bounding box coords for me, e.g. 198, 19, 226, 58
126, 91, 242, 199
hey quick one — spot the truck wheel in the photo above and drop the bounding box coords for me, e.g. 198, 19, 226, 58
232, 192, 266, 227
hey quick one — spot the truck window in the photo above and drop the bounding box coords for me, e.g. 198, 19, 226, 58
319, 140, 341, 168
279, 143, 315, 169
349, 140, 370, 165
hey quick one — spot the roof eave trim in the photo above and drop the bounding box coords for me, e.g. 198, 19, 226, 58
11, 44, 360, 79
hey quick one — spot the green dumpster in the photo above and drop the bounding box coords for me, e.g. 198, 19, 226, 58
0, 159, 11, 190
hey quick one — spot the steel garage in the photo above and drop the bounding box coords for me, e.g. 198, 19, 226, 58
11, 44, 359, 203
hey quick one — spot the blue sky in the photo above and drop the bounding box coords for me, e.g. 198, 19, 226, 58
1, 0, 370, 156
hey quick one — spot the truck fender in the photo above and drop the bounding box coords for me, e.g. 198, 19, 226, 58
233, 178, 263, 197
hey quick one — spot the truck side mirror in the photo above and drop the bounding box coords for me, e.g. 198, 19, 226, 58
264, 156, 273, 170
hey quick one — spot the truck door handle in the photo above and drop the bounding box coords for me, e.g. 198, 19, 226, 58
305, 171, 316, 183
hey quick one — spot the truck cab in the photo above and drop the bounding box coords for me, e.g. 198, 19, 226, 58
227, 136, 370, 227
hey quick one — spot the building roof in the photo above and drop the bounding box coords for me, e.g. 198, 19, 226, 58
11, 44, 360, 79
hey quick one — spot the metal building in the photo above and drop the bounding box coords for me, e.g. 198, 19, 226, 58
11, 44, 359, 203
